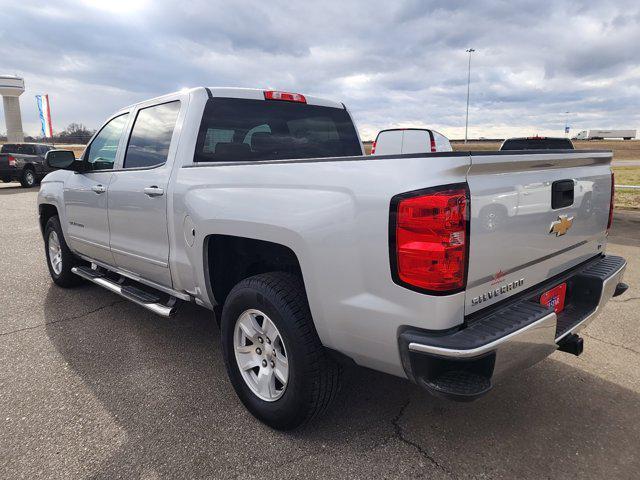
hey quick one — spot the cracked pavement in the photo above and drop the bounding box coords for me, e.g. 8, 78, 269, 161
1, 183, 639, 479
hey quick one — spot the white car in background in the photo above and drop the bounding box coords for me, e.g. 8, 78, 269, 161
371, 128, 452, 155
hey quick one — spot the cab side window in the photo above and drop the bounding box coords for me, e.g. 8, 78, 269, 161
123, 101, 180, 169
85, 114, 129, 171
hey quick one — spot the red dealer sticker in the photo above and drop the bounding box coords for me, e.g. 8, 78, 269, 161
540, 283, 567, 314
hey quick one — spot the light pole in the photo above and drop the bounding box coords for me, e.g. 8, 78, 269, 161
564, 111, 570, 137
464, 48, 475, 144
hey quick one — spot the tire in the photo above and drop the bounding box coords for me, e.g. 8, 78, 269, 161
1, 177, 12, 183
20, 168, 36, 188
44, 216, 85, 287
221, 272, 342, 430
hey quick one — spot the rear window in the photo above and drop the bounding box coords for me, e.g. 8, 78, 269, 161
194, 98, 362, 162
1, 144, 36, 154
500, 138, 574, 150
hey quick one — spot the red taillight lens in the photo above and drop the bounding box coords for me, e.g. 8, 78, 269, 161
430, 138, 436, 152
8, 155, 16, 167
392, 186, 468, 293
607, 171, 614, 231
264, 90, 306, 103
371, 141, 376, 154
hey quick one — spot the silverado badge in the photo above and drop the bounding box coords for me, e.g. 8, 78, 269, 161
549, 214, 573, 237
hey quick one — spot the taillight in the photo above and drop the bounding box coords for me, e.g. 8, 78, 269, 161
390, 185, 469, 293
264, 90, 306, 103
430, 138, 436, 152
8, 155, 16, 167
607, 171, 614, 232
371, 141, 377, 154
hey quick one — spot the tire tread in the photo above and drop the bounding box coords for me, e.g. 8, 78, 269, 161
223, 272, 342, 429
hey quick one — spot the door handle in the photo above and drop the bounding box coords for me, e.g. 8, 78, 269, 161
91, 184, 106, 194
144, 186, 164, 197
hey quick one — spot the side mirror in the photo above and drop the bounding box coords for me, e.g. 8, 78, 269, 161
45, 150, 83, 171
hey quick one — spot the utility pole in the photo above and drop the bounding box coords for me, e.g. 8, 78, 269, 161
564, 111, 570, 138
464, 48, 475, 144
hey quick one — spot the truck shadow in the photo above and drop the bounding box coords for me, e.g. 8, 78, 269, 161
43, 286, 640, 479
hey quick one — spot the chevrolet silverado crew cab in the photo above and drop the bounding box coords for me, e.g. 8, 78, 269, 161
38, 87, 628, 430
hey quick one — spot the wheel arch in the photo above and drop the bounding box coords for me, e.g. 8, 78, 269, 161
39, 203, 59, 236
204, 234, 306, 318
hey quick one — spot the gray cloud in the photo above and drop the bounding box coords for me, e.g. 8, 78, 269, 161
1, 0, 639, 139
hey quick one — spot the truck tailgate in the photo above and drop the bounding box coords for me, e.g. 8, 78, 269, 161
465, 150, 613, 314
0, 154, 12, 169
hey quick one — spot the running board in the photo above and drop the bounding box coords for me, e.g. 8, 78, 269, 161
71, 266, 179, 317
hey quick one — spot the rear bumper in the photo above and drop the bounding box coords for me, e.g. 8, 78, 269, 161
399, 255, 627, 401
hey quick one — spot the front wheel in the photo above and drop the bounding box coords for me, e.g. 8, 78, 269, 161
221, 272, 342, 430
44, 216, 85, 287
20, 168, 36, 188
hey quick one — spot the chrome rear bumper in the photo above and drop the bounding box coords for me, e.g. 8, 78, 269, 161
399, 255, 627, 401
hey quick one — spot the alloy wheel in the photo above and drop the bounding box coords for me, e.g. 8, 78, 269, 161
48, 230, 63, 275
233, 309, 289, 401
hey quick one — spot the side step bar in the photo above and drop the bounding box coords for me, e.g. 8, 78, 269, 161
72, 266, 179, 317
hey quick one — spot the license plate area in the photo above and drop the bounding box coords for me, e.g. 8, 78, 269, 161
540, 283, 567, 314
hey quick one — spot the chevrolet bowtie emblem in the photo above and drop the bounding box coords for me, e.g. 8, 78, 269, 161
549, 214, 574, 236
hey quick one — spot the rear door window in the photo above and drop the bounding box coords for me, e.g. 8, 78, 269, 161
124, 101, 181, 169
195, 98, 361, 162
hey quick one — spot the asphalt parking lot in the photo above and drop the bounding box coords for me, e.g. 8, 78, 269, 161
1, 183, 639, 480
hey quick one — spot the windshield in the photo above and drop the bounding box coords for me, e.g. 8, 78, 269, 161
194, 98, 362, 162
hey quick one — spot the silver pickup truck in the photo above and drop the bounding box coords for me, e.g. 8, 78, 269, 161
38, 87, 628, 430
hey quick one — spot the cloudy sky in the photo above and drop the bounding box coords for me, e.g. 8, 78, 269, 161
2, 0, 640, 140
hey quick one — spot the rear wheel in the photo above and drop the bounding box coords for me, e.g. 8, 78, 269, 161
20, 168, 36, 188
44, 216, 85, 287
221, 272, 342, 430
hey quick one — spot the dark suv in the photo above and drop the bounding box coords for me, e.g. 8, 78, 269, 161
500, 136, 574, 151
